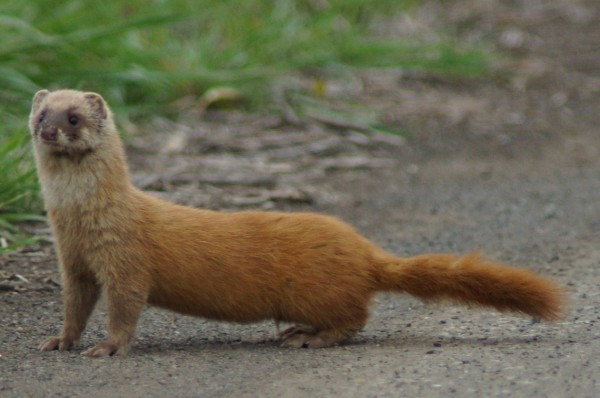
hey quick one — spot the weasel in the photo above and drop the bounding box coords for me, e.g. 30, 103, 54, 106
30, 89, 565, 357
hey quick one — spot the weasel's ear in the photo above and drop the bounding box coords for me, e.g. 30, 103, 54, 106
32, 89, 49, 114
84, 92, 108, 120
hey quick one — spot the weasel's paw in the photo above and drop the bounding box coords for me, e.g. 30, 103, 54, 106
280, 326, 331, 348
280, 326, 357, 348
82, 341, 126, 358
280, 332, 329, 348
279, 325, 315, 341
39, 336, 76, 352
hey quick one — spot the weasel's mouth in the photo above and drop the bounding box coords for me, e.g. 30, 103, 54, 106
41, 140, 69, 154
42, 141, 66, 150
47, 145, 94, 160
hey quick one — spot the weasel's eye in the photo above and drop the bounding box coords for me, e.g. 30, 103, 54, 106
38, 112, 46, 123
68, 115, 79, 125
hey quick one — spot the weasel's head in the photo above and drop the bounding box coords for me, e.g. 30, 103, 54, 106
29, 89, 116, 158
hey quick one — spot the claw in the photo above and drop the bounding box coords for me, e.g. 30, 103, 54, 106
39, 336, 75, 352
82, 341, 125, 357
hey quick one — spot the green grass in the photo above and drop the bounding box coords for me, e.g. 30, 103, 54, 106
0, 126, 45, 253
0, 0, 491, 251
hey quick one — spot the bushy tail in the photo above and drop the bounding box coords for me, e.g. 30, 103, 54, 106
374, 253, 565, 321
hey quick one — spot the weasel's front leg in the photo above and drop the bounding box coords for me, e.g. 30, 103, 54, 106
40, 269, 100, 352
82, 276, 148, 357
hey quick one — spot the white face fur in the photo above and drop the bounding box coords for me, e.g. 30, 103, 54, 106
29, 89, 111, 158
29, 89, 116, 209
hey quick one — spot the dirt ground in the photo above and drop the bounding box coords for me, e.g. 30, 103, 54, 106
1, 1, 600, 397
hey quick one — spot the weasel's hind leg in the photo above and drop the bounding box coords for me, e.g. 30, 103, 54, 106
280, 322, 364, 348
278, 288, 371, 348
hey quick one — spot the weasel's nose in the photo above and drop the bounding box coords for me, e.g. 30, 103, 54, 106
41, 127, 58, 141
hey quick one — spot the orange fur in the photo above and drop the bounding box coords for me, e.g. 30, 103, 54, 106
30, 89, 566, 357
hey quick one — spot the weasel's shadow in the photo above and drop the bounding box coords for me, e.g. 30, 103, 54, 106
131, 336, 280, 356
129, 331, 560, 356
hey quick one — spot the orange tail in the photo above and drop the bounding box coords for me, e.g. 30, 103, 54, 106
374, 253, 565, 321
